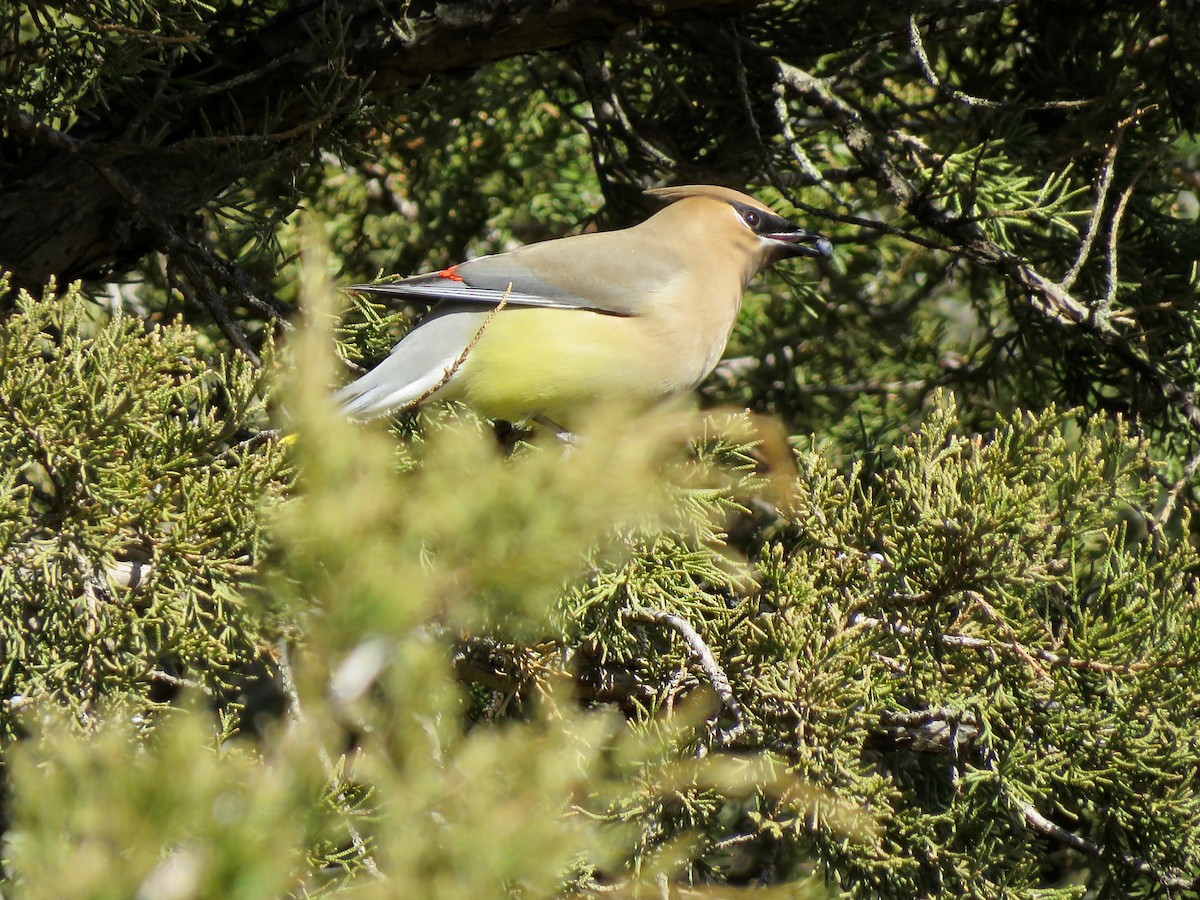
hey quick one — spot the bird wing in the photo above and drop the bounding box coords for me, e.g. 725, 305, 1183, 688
346, 229, 679, 317
347, 248, 635, 315
335, 305, 488, 418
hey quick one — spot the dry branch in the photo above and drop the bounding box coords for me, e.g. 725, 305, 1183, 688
0, 0, 766, 290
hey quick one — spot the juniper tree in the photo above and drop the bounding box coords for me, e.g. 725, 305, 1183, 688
2, 1, 1199, 896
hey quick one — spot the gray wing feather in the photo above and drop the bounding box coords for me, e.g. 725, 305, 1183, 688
335, 308, 487, 418
347, 235, 647, 317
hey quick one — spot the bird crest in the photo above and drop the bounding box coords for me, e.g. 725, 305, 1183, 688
645, 184, 776, 214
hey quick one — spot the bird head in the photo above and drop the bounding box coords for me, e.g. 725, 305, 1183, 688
645, 184, 833, 267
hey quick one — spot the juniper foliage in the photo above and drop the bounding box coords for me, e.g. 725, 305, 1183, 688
0, 278, 287, 740
2, 1, 1199, 897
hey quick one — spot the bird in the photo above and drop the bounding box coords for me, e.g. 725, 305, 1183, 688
335, 184, 832, 434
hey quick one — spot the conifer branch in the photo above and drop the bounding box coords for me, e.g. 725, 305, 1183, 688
877, 707, 980, 755
1150, 449, 1200, 535
987, 753, 1199, 891
1, 0, 769, 290
908, 14, 1092, 112
848, 613, 1151, 676
450, 637, 658, 708
4, 110, 289, 362
625, 608, 750, 744
774, 61, 1200, 438
872, 701, 1198, 890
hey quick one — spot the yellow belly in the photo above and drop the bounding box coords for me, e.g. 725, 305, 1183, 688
454, 307, 702, 423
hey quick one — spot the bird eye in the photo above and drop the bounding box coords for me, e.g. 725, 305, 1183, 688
742, 209, 761, 228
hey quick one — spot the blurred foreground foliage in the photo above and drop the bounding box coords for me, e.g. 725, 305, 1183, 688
3, 0, 1200, 896
3, 266, 1198, 896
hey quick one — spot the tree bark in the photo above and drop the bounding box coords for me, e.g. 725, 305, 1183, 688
0, 0, 765, 292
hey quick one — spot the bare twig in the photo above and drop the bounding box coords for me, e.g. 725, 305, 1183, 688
772, 80, 846, 206
76, 552, 102, 715
848, 613, 1151, 675
1060, 132, 1122, 291
1102, 181, 1137, 313
386, 284, 512, 412
878, 707, 980, 755
969, 593, 1049, 681
908, 14, 1092, 112
729, 28, 846, 209
984, 751, 1198, 890
168, 254, 261, 362
579, 47, 676, 170
276, 640, 383, 879
146, 669, 208, 693
1149, 449, 1200, 535
908, 15, 1001, 110
625, 607, 751, 744
1060, 108, 1155, 294
789, 378, 938, 397
215, 428, 281, 463
162, 109, 337, 153
1015, 793, 1099, 854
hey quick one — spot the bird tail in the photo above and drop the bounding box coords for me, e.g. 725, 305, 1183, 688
335, 310, 482, 418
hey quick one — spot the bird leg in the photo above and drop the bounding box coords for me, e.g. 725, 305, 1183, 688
534, 415, 580, 446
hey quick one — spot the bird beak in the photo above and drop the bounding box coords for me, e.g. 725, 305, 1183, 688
763, 228, 834, 259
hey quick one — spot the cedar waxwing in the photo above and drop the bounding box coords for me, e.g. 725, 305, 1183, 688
336, 185, 832, 430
